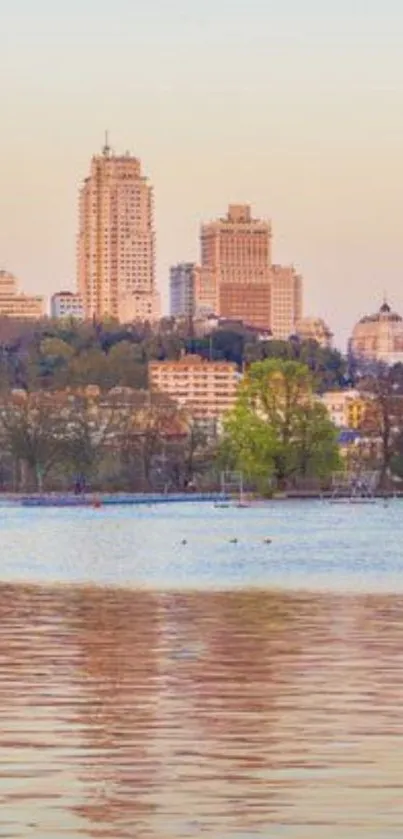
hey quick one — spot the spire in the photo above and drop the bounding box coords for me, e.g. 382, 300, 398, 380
102, 130, 111, 157
380, 291, 391, 314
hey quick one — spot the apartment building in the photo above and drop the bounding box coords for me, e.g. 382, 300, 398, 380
77, 139, 157, 322
0, 270, 44, 319
200, 204, 272, 329
270, 264, 303, 340
149, 354, 240, 425
51, 291, 84, 319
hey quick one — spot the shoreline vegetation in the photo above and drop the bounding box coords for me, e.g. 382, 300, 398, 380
0, 319, 403, 494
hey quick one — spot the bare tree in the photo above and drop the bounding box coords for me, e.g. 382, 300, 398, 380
0, 391, 69, 491
358, 362, 403, 487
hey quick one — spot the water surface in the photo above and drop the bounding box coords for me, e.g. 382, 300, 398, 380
1, 501, 403, 837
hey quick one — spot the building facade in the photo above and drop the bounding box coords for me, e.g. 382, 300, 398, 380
270, 264, 303, 340
77, 141, 157, 323
295, 316, 333, 348
321, 389, 366, 429
200, 204, 272, 329
349, 301, 403, 365
170, 263, 199, 318
149, 354, 240, 425
51, 291, 84, 319
0, 270, 44, 319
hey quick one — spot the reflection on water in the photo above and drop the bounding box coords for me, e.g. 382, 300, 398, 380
1, 585, 403, 837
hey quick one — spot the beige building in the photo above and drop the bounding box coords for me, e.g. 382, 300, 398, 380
296, 316, 333, 348
0, 270, 44, 319
149, 354, 240, 425
321, 389, 365, 429
200, 204, 272, 329
270, 264, 302, 340
349, 301, 403, 365
77, 139, 157, 323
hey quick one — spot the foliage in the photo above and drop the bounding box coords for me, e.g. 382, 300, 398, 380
221, 359, 340, 488
0, 317, 349, 395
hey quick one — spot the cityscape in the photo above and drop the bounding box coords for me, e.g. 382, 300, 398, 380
3, 0, 403, 835
3, 138, 402, 364
1, 139, 403, 491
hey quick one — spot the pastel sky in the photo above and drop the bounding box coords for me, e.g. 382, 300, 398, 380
1, 0, 403, 346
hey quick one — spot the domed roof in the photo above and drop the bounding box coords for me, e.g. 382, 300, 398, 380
358, 300, 402, 325
350, 299, 403, 363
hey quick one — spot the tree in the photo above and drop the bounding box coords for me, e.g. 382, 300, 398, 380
0, 392, 69, 491
221, 359, 340, 489
119, 394, 182, 490
357, 362, 403, 486
164, 422, 215, 490
107, 341, 146, 388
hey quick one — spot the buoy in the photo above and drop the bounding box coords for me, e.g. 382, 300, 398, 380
181, 539, 187, 545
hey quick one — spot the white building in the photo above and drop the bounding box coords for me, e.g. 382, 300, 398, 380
320, 389, 362, 428
51, 291, 84, 319
170, 263, 199, 318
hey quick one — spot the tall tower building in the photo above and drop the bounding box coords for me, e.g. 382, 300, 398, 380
77, 139, 157, 322
170, 263, 199, 318
200, 204, 272, 329
270, 264, 303, 340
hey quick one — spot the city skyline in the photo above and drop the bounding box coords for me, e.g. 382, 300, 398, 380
1, 0, 403, 347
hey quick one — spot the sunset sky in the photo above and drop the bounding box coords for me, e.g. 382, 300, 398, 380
1, 0, 402, 346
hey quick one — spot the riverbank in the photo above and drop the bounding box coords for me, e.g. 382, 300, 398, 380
0, 488, 400, 506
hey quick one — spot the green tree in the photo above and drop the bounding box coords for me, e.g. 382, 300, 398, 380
222, 359, 340, 489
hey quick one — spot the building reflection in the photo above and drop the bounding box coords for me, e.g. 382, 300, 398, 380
1, 585, 403, 837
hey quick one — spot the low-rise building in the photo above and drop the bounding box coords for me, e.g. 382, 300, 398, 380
0, 270, 44, 319
51, 291, 84, 319
321, 389, 366, 429
149, 354, 240, 427
295, 316, 333, 348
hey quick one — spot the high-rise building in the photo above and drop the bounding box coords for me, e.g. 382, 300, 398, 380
270, 264, 303, 340
170, 263, 199, 318
77, 139, 157, 322
0, 270, 44, 319
200, 204, 272, 329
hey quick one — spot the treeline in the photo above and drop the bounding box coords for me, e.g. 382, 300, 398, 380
0, 316, 350, 393
0, 389, 217, 493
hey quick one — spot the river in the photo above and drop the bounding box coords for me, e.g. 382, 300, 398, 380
1, 500, 403, 837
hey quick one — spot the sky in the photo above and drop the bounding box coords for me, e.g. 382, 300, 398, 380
1, 0, 403, 348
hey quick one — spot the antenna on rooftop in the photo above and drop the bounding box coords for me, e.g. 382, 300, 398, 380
102, 130, 111, 157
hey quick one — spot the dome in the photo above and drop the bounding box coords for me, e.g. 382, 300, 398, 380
350, 300, 403, 364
